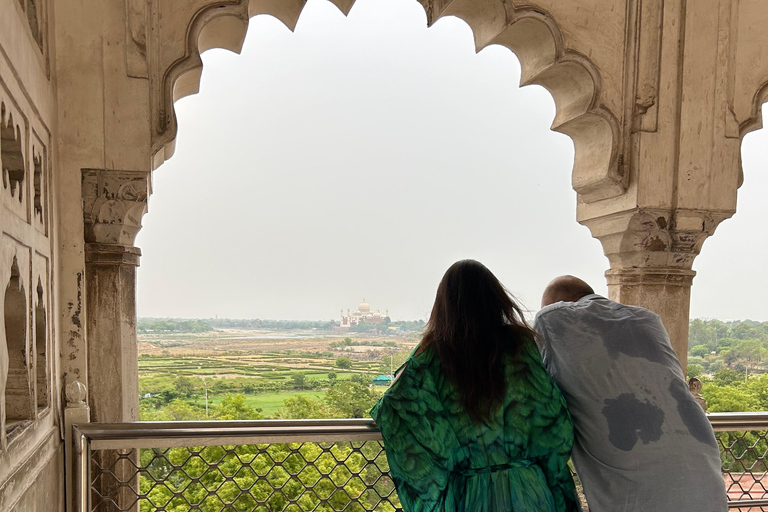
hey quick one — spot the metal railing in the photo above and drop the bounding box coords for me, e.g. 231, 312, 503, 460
74, 414, 768, 512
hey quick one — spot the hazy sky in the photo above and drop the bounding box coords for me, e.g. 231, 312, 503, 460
135, 0, 768, 321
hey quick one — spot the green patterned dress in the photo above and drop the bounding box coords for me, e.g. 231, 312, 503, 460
370, 340, 579, 512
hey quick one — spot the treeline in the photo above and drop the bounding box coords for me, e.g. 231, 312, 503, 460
138, 317, 427, 333
138, 318, 214, 333
206, 318, 333, 330
687, 319, 768, 379
330, 337, 398, 349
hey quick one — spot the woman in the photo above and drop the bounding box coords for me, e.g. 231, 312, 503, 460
370, 260, 579, 512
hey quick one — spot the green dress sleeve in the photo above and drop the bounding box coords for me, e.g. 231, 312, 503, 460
523, 344, 580, 512
370, 356, 460, 511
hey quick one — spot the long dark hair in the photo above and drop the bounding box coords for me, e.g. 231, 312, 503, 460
419, 260, 536, 423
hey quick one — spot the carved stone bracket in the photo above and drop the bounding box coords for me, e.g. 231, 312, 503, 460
583, 208, 732, 271
82, 169, 150, 247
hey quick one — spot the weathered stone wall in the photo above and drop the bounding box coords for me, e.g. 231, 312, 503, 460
0, 0, 63, 509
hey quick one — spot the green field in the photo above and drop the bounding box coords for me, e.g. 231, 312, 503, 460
188, 390, 326, 417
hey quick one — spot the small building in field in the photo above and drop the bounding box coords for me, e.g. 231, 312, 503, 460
372, 375, 394, 386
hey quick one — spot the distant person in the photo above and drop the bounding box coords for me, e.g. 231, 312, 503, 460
534, 275, 727, 512
371, 260, 579, 512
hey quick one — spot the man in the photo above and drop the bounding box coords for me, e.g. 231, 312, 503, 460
534, 275, 726, 512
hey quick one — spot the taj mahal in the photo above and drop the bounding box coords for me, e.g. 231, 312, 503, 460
338, 299, 389, 330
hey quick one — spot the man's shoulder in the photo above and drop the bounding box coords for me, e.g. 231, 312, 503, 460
534, 294, 607, 324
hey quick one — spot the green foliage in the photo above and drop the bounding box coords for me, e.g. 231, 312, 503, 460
138, 318, 214, 333
335, 357, 353, 370
378, 350, 411, 375
138, 441, 398, 512
141, 399, 206, 421
213, 394, 264, 420
277, 395, 336, 419
329, 338, 397, 349
174, 375, 195, 397
324, 381, 380, 419
291, 373, 308, 390
686, 364, 704, 379
713, 367, 743, 386
205, 318, 333, 330
691, 344, 710, 358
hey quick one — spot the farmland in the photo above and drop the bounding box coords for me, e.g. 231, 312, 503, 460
137, 326, 418, 420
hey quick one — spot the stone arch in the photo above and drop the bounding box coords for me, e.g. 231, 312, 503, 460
151, 0, 622, 203
4, 256, 32, 433
733, 84, 768, 189
34, 279, 47, 410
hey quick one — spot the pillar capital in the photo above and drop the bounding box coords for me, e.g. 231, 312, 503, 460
605, 267, 696, 288
82, 169, 150, 247
85, 243, 142, 267
582, 207, 731, 271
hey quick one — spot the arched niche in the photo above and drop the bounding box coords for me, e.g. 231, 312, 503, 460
1, 102, 25, 204
4, 256, 32, 432
35, 280, 47, 410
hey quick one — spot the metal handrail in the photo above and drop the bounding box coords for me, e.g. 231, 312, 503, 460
74, 418, 382, 449
707, 412, 768, 431
74, 414, 768, 512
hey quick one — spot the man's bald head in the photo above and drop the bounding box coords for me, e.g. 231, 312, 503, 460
541, 275, 595, 308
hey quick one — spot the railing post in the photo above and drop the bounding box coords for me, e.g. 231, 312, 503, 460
74, 426, 91, 512
66, 381, 90, 512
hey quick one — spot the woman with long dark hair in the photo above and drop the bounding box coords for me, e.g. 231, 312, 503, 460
371, 260, 579, 512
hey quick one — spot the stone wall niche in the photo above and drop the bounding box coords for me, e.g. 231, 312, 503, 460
34, 280, 47, 411
1, 102, 25, 207
4, 256, 33, 438
32, 148, 43, 224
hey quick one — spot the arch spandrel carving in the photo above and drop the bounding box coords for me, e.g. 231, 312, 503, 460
150, 0, 627, 204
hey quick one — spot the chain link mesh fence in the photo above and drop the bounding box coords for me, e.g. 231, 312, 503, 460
79, 421, 768, 511
90, 441, 399, 512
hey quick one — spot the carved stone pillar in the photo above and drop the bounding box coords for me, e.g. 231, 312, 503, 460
82, 169, 149, 423
583, 208, 731, 369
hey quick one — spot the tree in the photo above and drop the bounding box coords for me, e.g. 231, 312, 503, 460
713, 367, 742, 386
277, 395, 335, 419
686, 364, 704, 380
174, 375, 195, 397
213, 394, 263, 420
702, 383, 760, 412
325, 381, 379, 418
291, 373, 307, 390
690, 345, 711, 358
379, 350, 410, 375
140, 399, 204, 421
336, 357, 353, 369
327, 372, 337, 381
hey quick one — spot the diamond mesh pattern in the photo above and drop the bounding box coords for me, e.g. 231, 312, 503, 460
90, 441, 401, 512
718, 430, 768, 510
86, 431, 767, 511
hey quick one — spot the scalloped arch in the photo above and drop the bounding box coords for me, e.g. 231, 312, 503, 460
152, 0, 623, 203
734, 81, 768, 189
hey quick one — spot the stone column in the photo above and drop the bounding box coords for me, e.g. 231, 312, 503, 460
583, 209, 730, 370
82, 169, 149, 423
